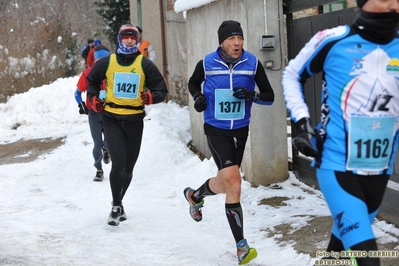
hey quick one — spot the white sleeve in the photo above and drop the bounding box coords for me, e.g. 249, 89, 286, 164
148, 44, 156, 61
282, 40, 314, 123
282, 26, 348, 123
282, 39, 322, 123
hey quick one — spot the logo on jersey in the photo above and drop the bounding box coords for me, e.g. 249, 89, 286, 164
349, 58, 366, 76
341, 48, 399, 121
369, 95, 393, 112
386, 58, 399, 76
340, 222, 360, 237
314, 30, 335, 49
334, 211, 360, 237
334, 212, 344, 229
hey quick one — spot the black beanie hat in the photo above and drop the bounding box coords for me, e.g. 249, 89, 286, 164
357, 0, 368, 8
217, 20, 243, 44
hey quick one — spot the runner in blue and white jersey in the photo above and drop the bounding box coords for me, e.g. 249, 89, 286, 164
282, 1, 399, 265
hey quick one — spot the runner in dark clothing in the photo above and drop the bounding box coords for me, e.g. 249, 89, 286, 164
75, 45, 111, 182
87, 24, 168, 226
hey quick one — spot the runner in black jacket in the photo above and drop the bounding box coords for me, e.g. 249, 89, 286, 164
87, 24, 168, 226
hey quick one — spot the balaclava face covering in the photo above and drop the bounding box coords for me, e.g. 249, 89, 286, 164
116, 24, 139, 55
353, 1, 399, 44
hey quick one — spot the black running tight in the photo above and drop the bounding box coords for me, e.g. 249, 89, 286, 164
103, 115, 143, 206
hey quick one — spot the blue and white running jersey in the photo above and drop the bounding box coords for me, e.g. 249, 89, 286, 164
282, 25, 399, 175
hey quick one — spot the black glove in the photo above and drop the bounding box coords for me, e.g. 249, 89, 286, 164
78, 101, 89, 115
193, 92, 207, 112
292, 117, 319, 157
233, 87, 259, 101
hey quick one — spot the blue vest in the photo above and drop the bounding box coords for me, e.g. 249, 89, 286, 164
203, 48, 257, 130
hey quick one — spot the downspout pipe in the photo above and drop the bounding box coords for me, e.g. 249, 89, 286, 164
159, 0, 168, 80
263, 0, 268, 34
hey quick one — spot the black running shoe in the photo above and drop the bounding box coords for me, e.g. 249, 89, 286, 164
120, 205, 127, 222
103, 149, 111, 164
93, 169, 104, 182
107, 206, 122, 226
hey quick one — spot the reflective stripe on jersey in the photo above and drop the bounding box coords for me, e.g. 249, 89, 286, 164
202, 49, 257, 130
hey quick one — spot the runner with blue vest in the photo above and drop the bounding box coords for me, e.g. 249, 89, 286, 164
184, 20, 274, 265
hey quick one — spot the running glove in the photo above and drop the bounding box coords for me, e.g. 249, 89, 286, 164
78, 101, 89, 115
233, 87, 259, 101
141, 91, 153, 105
292, 117, 319, 158
193, 92, 207, 112
91, 96, 104, 112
